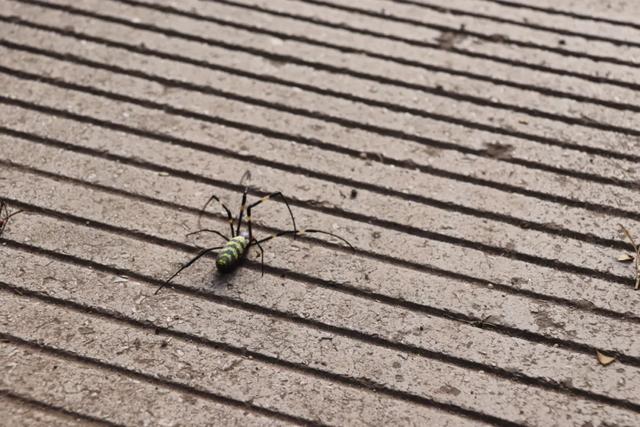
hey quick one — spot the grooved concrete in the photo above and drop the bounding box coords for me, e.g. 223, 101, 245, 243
1, 0, 639, 425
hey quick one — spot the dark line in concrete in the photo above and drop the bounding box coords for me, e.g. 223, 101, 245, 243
2, 97, 636, 252
0, 284, 520, 426
5, 123, 634, 258
2, 0, 638, 419
190, 0, 640, 106
5, 13, 638, 118
3, 191, 640, 381
0, 86, 637, 273
3, 140, 640, 357
81, 0, 640, 135
2, 151, 638, 325
0, 328, 319, 427
2, 64, 640, 222
0, 390, 124, 427
383, 0, 640, 48
470, 0, 640, 31
2, 269, 640, 417
0, 118, 634, 289
2, 23, 640, 192
11, 0, 640, 143
16, 0, 639, 93
283, 0, 640, 67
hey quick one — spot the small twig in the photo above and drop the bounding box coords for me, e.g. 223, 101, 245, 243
619, 224, 640, 290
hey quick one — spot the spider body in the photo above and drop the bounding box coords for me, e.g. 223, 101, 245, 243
154, 184, 355, 294
216, 233, 250, 273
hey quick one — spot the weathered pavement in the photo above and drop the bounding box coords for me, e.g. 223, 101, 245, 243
1, 0, 639, 425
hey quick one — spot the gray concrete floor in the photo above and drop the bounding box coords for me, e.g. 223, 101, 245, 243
1, 0, 639, 425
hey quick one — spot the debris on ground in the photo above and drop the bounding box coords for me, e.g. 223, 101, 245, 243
617, 253, 634, 263
596, 351, 616, 366
482, 142, 515, 159
618, 224, 640, 289
435, 31, 467, 49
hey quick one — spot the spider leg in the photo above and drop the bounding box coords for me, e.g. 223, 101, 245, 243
246, 192, 297, 243
235, 186, 249, 237
0, 204, 22, 237
257, 228, 355, 252
155, 245, 225, 295
5, 210, 24, 220
198, 195, 235, 237
186, 229, 230, 244
0, 201, 6, 234
239, 170, 251, 186
250, 238, 265, 276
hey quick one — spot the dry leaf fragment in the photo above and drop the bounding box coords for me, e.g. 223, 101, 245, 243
617, 253, 635, 262
596, 351, 616, 366
618, 224, 640, 290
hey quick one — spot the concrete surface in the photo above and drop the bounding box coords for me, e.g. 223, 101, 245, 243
0, 0, 639, 425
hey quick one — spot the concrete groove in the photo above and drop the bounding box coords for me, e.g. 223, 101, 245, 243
384, 0, 640, 47
12, 2, 640, 158
2, 161, 638, 326
0, 125, 630, 254
3, 69, 640, 222
0, 330, 319, 427
196, 0, 640, 108
2, 153, 639, 346
87, 0, 640, 133
3, 195, 640, 371
253, 0, 640, 67
10, 1, 640, 162
471, 0, 640, 29
4, 15, 640, 146
15, 0, 640, 140
12, 35, 639, 141
1, 33, 638, 190
0, 284, 522, 426
1, 142, 636, 290
2, 272, 640, 417
17, 0, 637, 93
3, 56, 639, 288
2, 0, 639, 423
0, 391, 125, 427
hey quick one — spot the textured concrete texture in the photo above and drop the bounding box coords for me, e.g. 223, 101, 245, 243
0, 0, 639, 425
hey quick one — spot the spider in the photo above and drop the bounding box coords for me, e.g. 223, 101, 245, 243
0, 200, 23, 237
155, 186, 355, 294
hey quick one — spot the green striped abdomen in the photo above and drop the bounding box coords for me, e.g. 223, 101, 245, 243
216, 236, 249, 273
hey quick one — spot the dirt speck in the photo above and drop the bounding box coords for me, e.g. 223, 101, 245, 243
533, 311, 565, 330
574, 299, 596, 310
560, 378, 573, 388
436, 384, 462, 396
488, 33, 509, 43
266, 58, 287, 68
435, 31, 467, 49
482, 142, 515, 159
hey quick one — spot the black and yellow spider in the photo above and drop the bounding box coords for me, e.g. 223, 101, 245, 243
155, 186, 354, 294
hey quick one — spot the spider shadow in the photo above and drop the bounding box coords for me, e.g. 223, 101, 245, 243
207, 267, 242, 293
